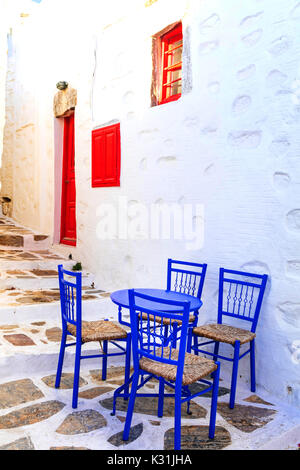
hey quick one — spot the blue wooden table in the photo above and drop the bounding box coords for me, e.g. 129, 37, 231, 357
110, 288, 202, 327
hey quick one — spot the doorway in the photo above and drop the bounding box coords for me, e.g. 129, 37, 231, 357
60, 113, 76, 246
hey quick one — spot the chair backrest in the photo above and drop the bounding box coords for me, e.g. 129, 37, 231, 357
218, 268, 268, 332
167, 258, 207, 299
128, 289, 191, 379
58, 264, 82, 333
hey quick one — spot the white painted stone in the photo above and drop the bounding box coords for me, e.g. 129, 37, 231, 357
1, 0, 300, 409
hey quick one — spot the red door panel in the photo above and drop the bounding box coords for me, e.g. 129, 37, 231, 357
60, 114, 77, 246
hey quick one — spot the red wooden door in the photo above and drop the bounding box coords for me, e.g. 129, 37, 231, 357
60, 113, 76, 246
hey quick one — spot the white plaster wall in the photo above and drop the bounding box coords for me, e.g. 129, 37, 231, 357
0, 0, 48, 227
77, 0, 300, 407
2, 0, 300, 406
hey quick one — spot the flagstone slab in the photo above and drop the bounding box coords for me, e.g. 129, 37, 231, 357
167, 382, 230, 398
90, 367, 134, 385
16, 295, 53, 304
0, 378, 44, 409
45, 327, 62, 342
50, 446, 90, 450
0, 235, 23, 247
6, 270, 27, 275
217, 402, 277, 432
42, 373, 87, 389
164, 425, 231, 450
4, 334, 35, 346
78, 386, 115, 399
0, 436, 35, 450
31, 269, 58, 277
0, 400, 65, 429
243, 395, 274, 406
108, 423, 143, 447
0, 324, 19, 330
56, 409, 107, 435
100, 396, 207, 419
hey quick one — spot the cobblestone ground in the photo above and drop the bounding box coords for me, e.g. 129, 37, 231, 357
0, 364, 289, 450
0, 216, 299, 450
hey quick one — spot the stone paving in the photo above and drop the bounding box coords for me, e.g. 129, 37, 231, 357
0, 363, 298, 450
0, 215, 299, 451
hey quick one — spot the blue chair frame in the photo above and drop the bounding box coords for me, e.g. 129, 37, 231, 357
167, 258, 207, 346
167, 258, 207, 303
191, 268, 268, 408
55, 265, 131, 409
112, 290, 220, 450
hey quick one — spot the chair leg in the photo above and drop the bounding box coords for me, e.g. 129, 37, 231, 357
184, 386, 192, 415
174, 383, 182, 450
193, 334, 199, 356
55, 329, 67, 388
158, 378, 165, 418
72, 341, 82, 409
213, 341, 220, 362
230, 340, 240, 409
209, 361, 220, 439
101, 340, 108, 381
123, 372, 139, 441
124, 333, 131, 400
250, 339, 256, 392
186, 327, 193, 353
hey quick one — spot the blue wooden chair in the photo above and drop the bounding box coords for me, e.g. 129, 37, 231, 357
191, 268, 268, 409
112, 290, 220, 450
167, 258, 207, 301
55, 264, 131, 409
166, 259, 207, 346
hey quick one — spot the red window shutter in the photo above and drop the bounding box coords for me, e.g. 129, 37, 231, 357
159, 23, 183, 105
92, 123, 121, 187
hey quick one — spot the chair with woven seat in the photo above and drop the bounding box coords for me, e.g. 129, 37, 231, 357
165, 259, 208, 347
167, 258, 207, 320
191, 268, 268, 409
112, 290, 220, 450
141, 259, 207, 329
55, 265, 131, 409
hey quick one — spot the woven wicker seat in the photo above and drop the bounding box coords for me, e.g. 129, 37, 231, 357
68, 320, 127, 344
139, 347, 217, 386
193, 323, 256, 345
140, 312, 195, 326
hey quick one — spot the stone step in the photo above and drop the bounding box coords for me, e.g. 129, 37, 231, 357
0, 218, 51, 251
0, 331, 121, 381
0, 290, 114, 324
0, 269, 95, 290
0, 251, 76, 271
0, 312, 122, 378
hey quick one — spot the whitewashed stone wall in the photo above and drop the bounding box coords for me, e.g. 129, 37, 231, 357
2, 0, 300, 405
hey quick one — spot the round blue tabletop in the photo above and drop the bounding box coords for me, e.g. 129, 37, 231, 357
110, 288, 202, 312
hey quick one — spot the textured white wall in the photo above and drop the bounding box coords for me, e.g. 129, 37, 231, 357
76, 0, 300, 407
2, 0, 300, 405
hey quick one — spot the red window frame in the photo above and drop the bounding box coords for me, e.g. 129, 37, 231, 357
159, 23, 183, 105
91, 123, 121, 188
